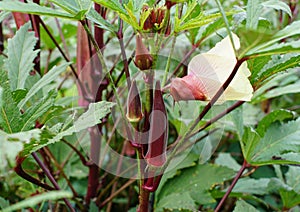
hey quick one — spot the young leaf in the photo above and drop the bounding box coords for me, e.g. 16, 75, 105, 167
5, 22, 38, 91
246, 0, 262, 30
21, 101, 115, 156
0, 0, 75, 19
18, 62, 70, 109
1, 191, 72, 212
233, 199, 259, 212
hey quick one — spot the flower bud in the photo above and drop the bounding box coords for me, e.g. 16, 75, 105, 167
126, 80, 143, 123
141, 5, 167, 33
134, 34, 153, 70
145, 81, 168, 167
165, 0, 176, 9
170, 74, 207, 101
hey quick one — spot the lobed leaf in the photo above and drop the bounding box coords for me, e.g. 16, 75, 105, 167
251, 53, 300, 85
0, 70, 23, 133
21, 90, 57, 131
241, 118, 300, 166
156, 164, 235, 211
21, 101, 115, 156
5, 22, 39, 91
256, 109, 296, 136
18, 62, 70, 109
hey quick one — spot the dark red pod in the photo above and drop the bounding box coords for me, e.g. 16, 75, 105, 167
126, 80, 143, 123
134, 34, 153, 70
145, 81, 168, 167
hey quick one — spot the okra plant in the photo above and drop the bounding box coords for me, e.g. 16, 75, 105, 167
0, 0, 300, 211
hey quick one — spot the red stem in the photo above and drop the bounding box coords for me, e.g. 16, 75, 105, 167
32, 152, 75, 211
14, 157, 55, 191
215, 160, 250, 212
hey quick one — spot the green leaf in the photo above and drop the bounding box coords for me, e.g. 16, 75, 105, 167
230, 105, 244, 140
280, 190, 300, 209
261, 0, 292, 17
157, 164, 235, 210
50, 0, 92, 20
250, 40, 300, 57
86, 7, 116, 32
246, 21, 300, 55
175, 12, 224, 32
0, 0, 75, 19
1, 191, 72, 212
233, 199, 259, 212
257, 109, 296, 136
156, 192, 197, 212
0, 197, 9, 210
0, 129, 41, 173
240, 127, 261, 163
260, 80, 300, 100
252, 53, 300, 85
247, 55, 272, 84
246, 0, 262, 30
252, 68, 298, 102
194, 18, 226, 43
232, 178, 271, 195
0, 70, 23, 133
268, 168, 300, 208
243, 118, 300, 166
0, 87, 3, 108
21, 90, 57, 131
93, 0, 127, 15
21, 101, 115, 156
18, 62, 70, 109
5, 22, 38, 91
286, 166, 300, 193
215, 153, 241, 172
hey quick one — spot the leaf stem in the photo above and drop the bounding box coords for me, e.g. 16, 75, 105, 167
32, 152, 75, 211
214, 0, 237, 56
117, 17, 131, 89
14, 157, 55, 191
214, 160, 250, 212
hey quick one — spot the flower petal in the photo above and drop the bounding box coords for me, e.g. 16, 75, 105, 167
187, 35, 253, 102
207, 33, 240, 59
